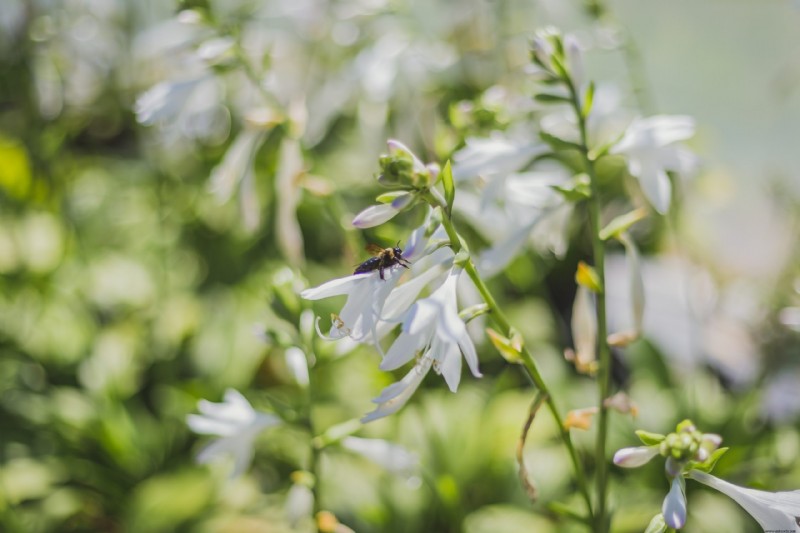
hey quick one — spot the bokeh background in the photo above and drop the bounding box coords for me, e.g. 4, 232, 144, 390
1, 1, 799, 532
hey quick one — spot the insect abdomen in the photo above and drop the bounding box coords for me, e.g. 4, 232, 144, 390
354, 257, 381, 274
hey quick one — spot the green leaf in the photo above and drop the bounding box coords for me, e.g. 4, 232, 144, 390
540, 131, 583, 152
582, 81, 595, 119
441, 159, 455, 216
692, 447, 729, 473
644, 513, 667, 533
550, 53, 569, 79
534, 93, 571, 104
599, 208, 648, 241
635, 429, 667, 446
547, 501, 591, 525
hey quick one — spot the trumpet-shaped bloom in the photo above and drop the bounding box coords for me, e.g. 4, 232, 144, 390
689, 471, 800, 532
611, 115, 697, 214
186, 389, 280, 478
362, 267, 482, 422
301, 267, 402, 344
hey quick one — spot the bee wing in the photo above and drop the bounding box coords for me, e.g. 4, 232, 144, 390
365, 243, 385, 256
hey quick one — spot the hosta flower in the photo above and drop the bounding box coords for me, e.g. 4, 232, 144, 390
186, 389, 280, 478
301, 266, 403, 344
611, 115, 697, 214
688, 470, 800, 532
362, 267, 482, 422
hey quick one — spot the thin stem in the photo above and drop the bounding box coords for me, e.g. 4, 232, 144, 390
565, 78, 612, 533
434, 202, 594, 522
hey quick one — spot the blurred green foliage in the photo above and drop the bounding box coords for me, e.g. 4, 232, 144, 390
1, 1, 798, 532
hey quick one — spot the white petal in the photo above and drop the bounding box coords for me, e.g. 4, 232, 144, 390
300, 274, 368, 300
195, 435, 233, 464
341, 437, 419, 474
437, 341, 462, 392
186, 414, 237, 436
380, 331, 423, 370
209, 130, 262, 202
458, 330, 482, 378
644, 115, 695, 146
387, 139, 426, 174
632, 158, 672, 214
688, 471, 800, 532
362, 359, 432, 423
229, 440, 255, 479
285, 483, 315, 525
621, 235, 645, 333
476, 218, 537, 277
662, 477, 687, 529
381, 264, 444, 322
352, 203, 400, 229
572, 285, 597, 367
284, 347, 310, 387
613, 446, 659, 468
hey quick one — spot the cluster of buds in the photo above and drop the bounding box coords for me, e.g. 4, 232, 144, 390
614, 420, 727, 530
353, 140, 441, 228
529, 27, 583, 86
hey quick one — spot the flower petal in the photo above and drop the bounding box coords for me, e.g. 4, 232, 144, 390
381, 331, 424, 370
688, 471, 800, 532
362, 359, 432, 423
300, 274, 368, 300
352, 203, 400, 229
662, 476, 687, 529
613, 445, 659, 468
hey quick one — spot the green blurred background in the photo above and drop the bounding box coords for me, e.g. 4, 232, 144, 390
1, 1, 799, 532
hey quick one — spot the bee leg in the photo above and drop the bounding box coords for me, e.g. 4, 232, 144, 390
379, 266, 385, 280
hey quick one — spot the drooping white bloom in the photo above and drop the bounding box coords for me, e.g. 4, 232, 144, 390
186, 389, 280, 478
301, 267, 402, 344
352, 194, 415, 228
611, 115, 697, 214
689, 471, 800, 532
341, 436, 419, 475
613, 445, 660, 468
662, 476, 687, 529
363, 267, 482, 422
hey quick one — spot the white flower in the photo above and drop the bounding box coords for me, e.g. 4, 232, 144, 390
186, 389, 280, 478
341, 436, 419, 475
284, 347, 310, 387
613, 445, 660, 468
362, 267, 482, 422
611, 115, 697, 214
689, 471, 800, 532
662, 476, 687, 529
301, 267, 402, 344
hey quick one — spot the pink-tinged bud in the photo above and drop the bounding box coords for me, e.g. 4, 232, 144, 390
613, 446, 659, 468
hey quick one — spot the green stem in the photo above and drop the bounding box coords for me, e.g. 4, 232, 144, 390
566, 78, 612, 533
434, 201, 594, 522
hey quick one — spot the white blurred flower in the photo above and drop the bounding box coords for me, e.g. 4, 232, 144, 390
186, 389, 280, 478
363, 267, 482, 422
209, 129, 264, 202
284, 347, 310, 387
275, 138, 306, 263
688, 470, 800, 532
285, 481, 314, 527
452, 134, 547, 182
611, 115, 697, 213
341, 436, 418, 475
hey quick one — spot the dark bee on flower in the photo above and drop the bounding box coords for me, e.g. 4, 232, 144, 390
354, 243, 411, 280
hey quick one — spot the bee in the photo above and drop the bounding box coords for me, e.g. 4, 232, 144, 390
354, 243, 411, 280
